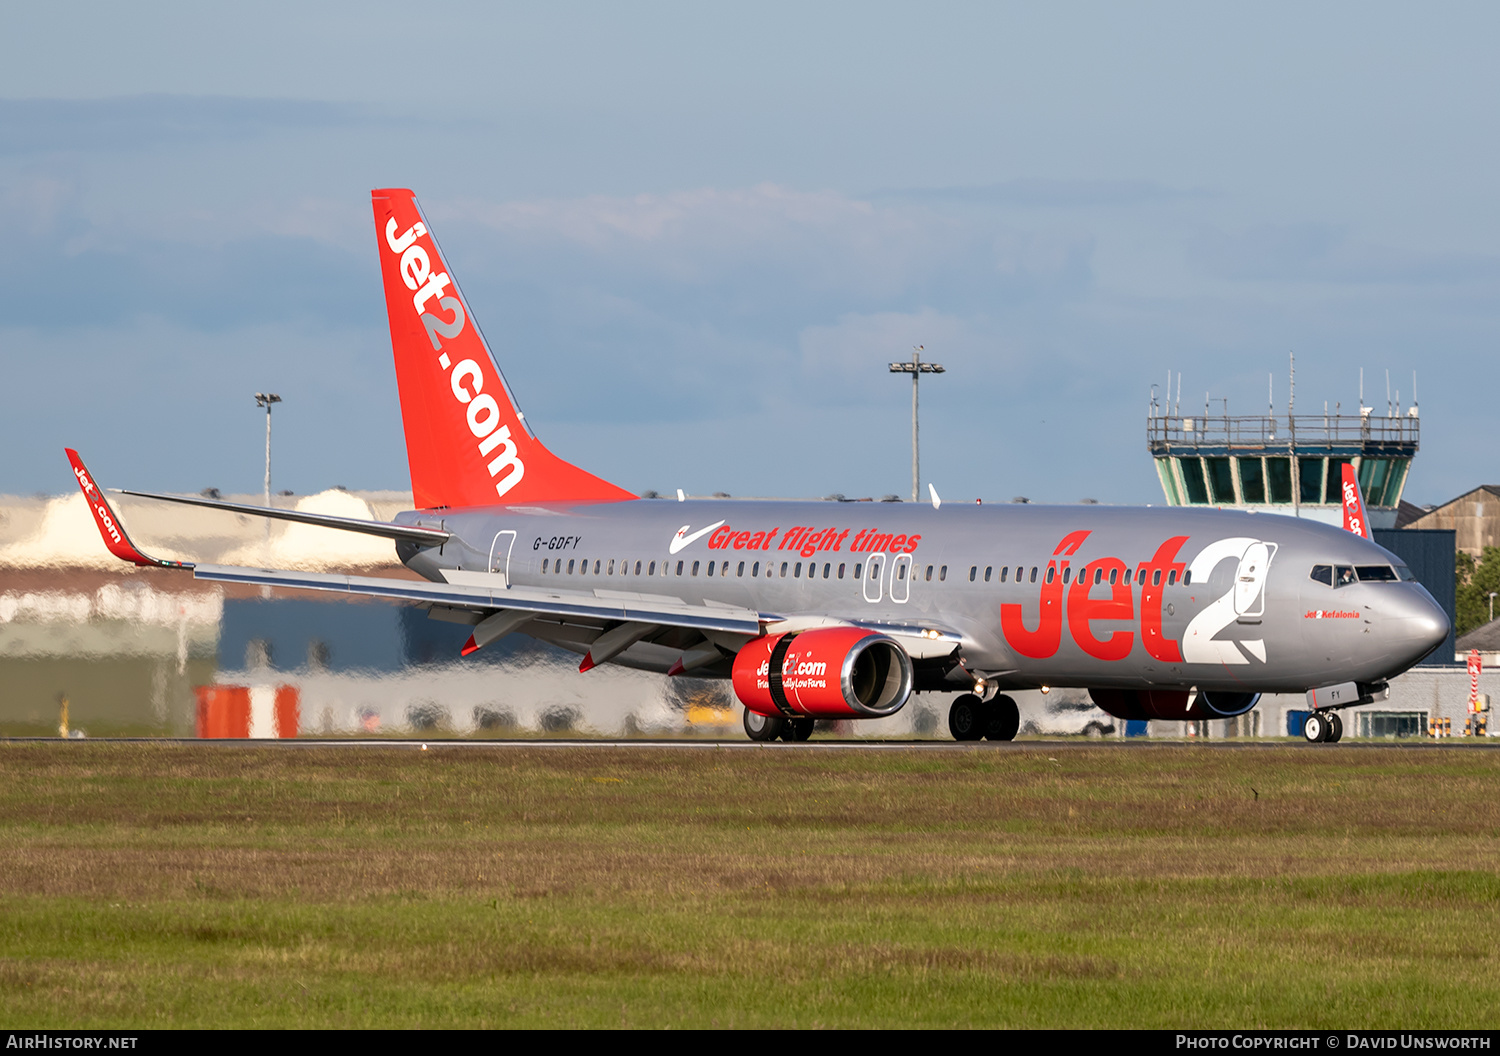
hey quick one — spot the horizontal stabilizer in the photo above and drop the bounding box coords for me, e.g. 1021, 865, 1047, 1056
117, 488, 451, 545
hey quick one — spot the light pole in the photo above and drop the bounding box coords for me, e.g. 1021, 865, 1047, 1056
888, 346, 945, 502
254, 393, 282, 506
255, 393, 281, 558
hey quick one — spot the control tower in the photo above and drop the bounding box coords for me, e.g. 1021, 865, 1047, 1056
1146, 383, 1419, 529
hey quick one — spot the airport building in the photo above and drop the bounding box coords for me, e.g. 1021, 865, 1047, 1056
1136, 381, 1487, 741
1146, 392, 1419, 529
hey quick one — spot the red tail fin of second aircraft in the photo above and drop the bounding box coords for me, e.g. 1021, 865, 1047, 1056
1340, 463, 1372, 539
371, 189, 635, 510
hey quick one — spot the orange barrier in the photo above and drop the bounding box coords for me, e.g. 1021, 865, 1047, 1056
274, 686, 300, 739
195, 686, 250, 738
194, 685, 299, 738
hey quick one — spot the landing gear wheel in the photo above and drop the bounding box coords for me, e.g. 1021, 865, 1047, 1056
949, 694, 984, 741
983, 694, 1021, 742
1327, 712, 1343, 743
744, 709, 785, 742
1303, 712, 1330, 743
782, 717, 815, 742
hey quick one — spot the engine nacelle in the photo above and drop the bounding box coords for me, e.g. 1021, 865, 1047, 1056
732, 628, 914, 719
1089, 688, 1260, 721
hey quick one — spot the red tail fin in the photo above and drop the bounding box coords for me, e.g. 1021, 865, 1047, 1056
370, 189, 635, 509
1340, 463, 1372, 540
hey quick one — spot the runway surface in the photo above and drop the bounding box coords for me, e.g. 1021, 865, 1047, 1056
3, 736, 1496, 750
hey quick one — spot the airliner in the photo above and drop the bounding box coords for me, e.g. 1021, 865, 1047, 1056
66, 188, 1449, 744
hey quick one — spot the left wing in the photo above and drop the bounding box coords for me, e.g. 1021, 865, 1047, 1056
65, 449, 763, 669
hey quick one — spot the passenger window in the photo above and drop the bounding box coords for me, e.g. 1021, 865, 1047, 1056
692, 561, 700, 576
590, 560, 598, 574
925, 565, 933, 582
999, 567, 1008, 583
1183, 570, 1191, 585
706, 561, 714, 576
838, 563, 846, 579
635, 561, 642, 575
1045, 567, 1055, 585
897, 564, 906, 580
1152, 570, 1161, 586
752, 561, 760, 576
824, 562, 831, 578
567, 559, 575, 574
969, 566, 977, 582
648, 561, 656, 576
737, 561, 745, 577
542, 559, 549, 573
984, 566, 992, 582
853, 564, 862, 579
794, 562, 802, 578
1168, 570, 1177, 586
1108, 568, 1117, 585
1094, 568, 1103, 585
676, 561, 684, 576
780, 562, 788, 577
1310, 565, 1333, 586
607, 560, 614, 575
940, 566, 948, 582
1062, 567, 1071, 584
1029, 567, 1037, 583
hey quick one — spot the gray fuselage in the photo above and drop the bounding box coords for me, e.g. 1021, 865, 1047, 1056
396, 499, 1449, 695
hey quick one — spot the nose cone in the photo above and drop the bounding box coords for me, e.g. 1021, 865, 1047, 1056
1383, 587, 1452, 671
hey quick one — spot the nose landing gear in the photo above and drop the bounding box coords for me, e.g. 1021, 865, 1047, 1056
949, 693, 1020, 742
1303, 711, 1344, 743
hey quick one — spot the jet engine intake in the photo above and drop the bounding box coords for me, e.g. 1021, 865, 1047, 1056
1088, 688, 1260, 721
732, 628, 913, 719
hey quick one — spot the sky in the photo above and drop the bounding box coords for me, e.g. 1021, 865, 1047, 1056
2, 2, 1497, 506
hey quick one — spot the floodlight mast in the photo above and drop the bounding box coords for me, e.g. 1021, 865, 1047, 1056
254, 393, 282, 558
889, 346, 945, 502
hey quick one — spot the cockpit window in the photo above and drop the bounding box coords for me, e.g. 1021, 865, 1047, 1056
1335, 566, 1355, 587
1355, 565, 1398, 582
1310, 565, 1333, 586
1395, 565, 1416, 582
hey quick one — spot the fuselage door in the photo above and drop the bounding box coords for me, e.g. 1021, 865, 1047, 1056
889, 553, 912, 603
489, 530, 518, 587
863, 553, 885, 603
1233, 541, 1276, 620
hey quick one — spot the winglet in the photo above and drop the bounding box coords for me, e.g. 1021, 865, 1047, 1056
460, 634, 481, 657
579, 653, 599, 673
64, 449, 192, 569
1340, 463, 1373, 540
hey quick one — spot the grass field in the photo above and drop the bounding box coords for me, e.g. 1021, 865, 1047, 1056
0, 741, 1497, 1028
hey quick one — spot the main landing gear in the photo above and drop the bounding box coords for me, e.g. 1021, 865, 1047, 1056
949, 693, 1020, 742
1303, 710, 1344, 743
743, 710, 815, 742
